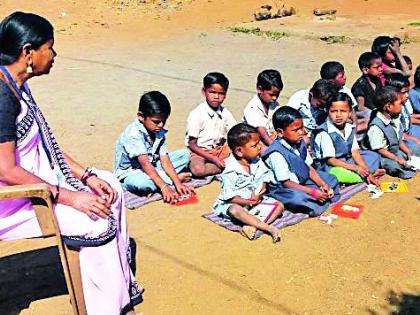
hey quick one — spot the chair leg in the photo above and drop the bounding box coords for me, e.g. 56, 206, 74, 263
64, 245, 87, 315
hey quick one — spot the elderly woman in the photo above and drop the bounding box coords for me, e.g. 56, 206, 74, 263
0, 12, 143, 314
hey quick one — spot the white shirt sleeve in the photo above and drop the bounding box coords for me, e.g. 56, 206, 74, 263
243, 104, 265, 128
265, 152, 292, 182
367, 126, 388, 150
351, 133, 360, 151
314, 131, 336, 159
305, 151, 313, 166
286, 91, 304, 110
186, 109, 202, 139
224, 109, 237, 131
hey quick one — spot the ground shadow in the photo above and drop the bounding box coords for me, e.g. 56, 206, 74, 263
367, 290, 420, 315
0, 247, 68, 315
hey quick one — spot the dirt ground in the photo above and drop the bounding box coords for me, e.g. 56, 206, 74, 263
0, 0, 420, 314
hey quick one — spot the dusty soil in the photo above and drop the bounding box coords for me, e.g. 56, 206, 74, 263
0, 0, 419, 314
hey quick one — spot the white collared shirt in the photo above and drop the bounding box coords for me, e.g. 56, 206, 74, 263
313, 118, 359, 160
265, 138, 313, 184
185, 101, 236, 150
243, 94, 280, 134
367, 112, 401, 150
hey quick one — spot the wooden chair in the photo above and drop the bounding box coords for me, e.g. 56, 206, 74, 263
0, 184, 87, 315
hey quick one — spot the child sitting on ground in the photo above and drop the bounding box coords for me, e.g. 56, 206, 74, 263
385, 73, 420, 155
186, 72, 237, 177
320, 61, 359, 130
352, 52, 384, 120
364, 87, 418, 179
287, 79, 338, 136
262, 107, 340, 217
311, 92, 383, 186
212, 123, 284, 242
409, 66, 420, 114
114, 91, 194, 203
243, 69, 283, 146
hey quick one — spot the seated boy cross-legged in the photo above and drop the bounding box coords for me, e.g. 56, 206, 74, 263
212, 123, 284, 242
114, 91, 194, 203
262, 106, 340, 217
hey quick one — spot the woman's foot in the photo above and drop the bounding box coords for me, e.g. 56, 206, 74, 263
268, 225, 281, 243
178, 172, 192, 182
242, 225, 257, 240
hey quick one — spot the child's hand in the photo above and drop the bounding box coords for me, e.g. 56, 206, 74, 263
397, 158, 407, 168
356, 166, 370, 178
161, 185, 179, 204
366, 174, 380, 187
252, 187, 266, 202
175, 183, 195, 196
310, 189, 329, 203
211, 157, 225, 170
320, 184, 334, 199
389, 38, 401, 55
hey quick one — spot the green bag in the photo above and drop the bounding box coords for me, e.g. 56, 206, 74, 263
329, 166, 363, 184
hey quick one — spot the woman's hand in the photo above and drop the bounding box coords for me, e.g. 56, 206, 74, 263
86, 176, 117, 206
67, 191, 111, 221
356, 166, 370, 178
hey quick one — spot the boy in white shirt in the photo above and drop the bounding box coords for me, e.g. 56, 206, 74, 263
186, 72, 236, 177
243, 69, 283, 146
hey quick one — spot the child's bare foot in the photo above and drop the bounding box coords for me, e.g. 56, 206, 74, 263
268, 225, 281, 243
242, 225, 257, 240
373, 169, 386, 177
178, 172, 192, 182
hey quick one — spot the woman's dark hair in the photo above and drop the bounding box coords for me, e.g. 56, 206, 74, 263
310, 79, 338, 102
371, 36, 394, 58
138, 91, 171, 118
358, 52, 381, 70
325, 92, 353, 110
0, 12, 54, 65
272, 106, 302, 130
385, 73, 410, 91
320, 61, 344, 80
203, 72, 229, 90
257, 69, 283, 91
373, 86, 400, 112
227, 123, 258, 152
414, 66, 420, 88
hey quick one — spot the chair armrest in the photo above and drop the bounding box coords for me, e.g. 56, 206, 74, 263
0, 183, 51, 202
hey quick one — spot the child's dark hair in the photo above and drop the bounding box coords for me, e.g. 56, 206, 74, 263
358, 52, 381, 71
371, 36, 399, 58
403, 55, 412, 68
138, 91, 171, 117
325, 92, 353, 110
414, 66, 420, 88
374, 86, 400, 112
203, 72, 229, 90
272, 106, 302, 130
385, 73, 409, 91
257, 69, 283, 91
310, 79, 338, 103
227, 123, 258, 153
320, 61, 344, 80
0, 12, 54, 65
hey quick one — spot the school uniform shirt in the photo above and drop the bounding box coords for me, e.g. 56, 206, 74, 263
313, 118, 359, 160
351, 75, 383, 110
400, 99, 414, 132
212, 154, 272, 216
409, 87, 420, 113
114, 119, 168, 180
265, 138, 313, 184
366, 112, 401, 150
243, 94, 280, 135
286, 89, 326, 132
185, 101, 236, 150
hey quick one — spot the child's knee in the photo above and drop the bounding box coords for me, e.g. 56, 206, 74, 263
227, 204, 243, 217
189, 159, 206, 176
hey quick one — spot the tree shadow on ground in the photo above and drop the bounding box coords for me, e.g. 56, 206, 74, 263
367, 290, 420, 315
0, 247, 67, 315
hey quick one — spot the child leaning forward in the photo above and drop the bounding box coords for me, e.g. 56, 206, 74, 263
311, 92, 384, 185
114, 91, 194, 203
212, 123, 283, 242
262, 106, 340, 217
